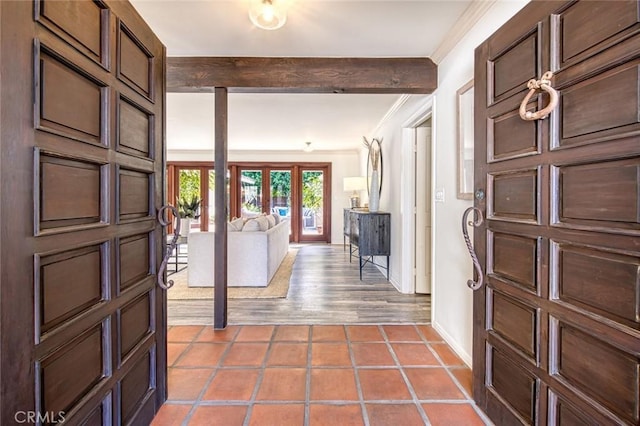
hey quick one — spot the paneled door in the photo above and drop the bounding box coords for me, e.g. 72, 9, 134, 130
0, 1, 166, 424
474, 1, 640, 424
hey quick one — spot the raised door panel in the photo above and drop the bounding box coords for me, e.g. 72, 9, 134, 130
489, 31, 538, 104
557, 0, 640, 68
117, 95, 154, 159
119, 292, 152, 361
37, 153, 106, 233
489, 107, 539, 162
118, 22, 154, 100
118, 233, 151, 292
488, 346, 537, 424
552, 242, 640, 329
36, 243, 107, 337
118, 168, 152, 221
36, 47, 107, 146
38, 323, 107, 417
560, 63, 640, 148
555, 158, 639, 233
489, 289, 537, 360
35, 0, 109, 66
551, 321, 640, 424
489, 169, 539, 223
489, 232, 539, 292
120, 351, 153, 424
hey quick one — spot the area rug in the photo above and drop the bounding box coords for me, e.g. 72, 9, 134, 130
166, 249, 297, 300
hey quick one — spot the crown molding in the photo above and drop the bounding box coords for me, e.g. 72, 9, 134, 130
370, 94, 412, 136
430, 0, 497, 64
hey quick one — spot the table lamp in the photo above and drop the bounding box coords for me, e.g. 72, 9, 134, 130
343, 176, 367, 208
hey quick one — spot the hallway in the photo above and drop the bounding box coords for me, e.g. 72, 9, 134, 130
168, 245, 430, 325
152, 324, 488, 425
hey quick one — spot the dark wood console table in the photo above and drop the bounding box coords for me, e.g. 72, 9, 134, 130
344, 209, 390, 280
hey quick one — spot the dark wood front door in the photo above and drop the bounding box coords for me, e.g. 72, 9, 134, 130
474, 1, 640, 424
0, 1, 166, 424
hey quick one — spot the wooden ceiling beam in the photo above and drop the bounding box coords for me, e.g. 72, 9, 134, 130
167, 57, 437, 93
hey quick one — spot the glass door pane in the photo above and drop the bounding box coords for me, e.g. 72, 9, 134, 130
301, 170, 324, 236
178, 169, 202, 232
241, 169, 263, 217
270, 170, 291, 218
208, 168, 231, 225
270, 170, 291, 234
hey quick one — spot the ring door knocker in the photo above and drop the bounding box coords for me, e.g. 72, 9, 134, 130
461, 207, 484, 291
519, 71, 559, 121
157, 205, 181, 290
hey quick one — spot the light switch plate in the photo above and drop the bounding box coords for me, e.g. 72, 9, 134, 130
435, 187, 445, 203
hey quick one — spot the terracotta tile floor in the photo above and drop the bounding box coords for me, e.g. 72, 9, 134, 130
152, 324, 490, 426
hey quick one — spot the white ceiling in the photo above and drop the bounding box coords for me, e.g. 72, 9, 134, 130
131, 0, 474, 151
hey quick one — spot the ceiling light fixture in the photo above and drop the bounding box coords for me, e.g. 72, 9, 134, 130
303, 141, 313, 152
249, 0, 287, 31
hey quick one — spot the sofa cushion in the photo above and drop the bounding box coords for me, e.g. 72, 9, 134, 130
228, 217, 244, 232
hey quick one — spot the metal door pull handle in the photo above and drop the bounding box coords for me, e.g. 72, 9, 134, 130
461, 207, 484, 291
157, 205, 181, 290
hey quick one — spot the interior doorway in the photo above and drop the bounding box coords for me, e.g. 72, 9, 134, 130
414, 122, 432, 294
401, 100, 434, 296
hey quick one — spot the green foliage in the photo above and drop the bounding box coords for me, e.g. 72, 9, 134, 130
270, 171, 291, 197
302, 171, 323, 213
178, 169, 201, 203
177, 194, 201, 218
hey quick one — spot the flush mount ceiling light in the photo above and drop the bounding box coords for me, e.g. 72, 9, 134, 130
303, 141, 313, 152
249, 0, 287, 30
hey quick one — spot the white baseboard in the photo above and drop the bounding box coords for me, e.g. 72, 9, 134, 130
433, 321, 472, 368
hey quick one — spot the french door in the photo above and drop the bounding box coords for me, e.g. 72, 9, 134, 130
236, 164, 331, 242
473, 1, 640, 424
169, 162, 331, 242
0, 1, 166, 423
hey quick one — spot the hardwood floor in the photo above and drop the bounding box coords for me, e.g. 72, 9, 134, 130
168, 244, 430, 325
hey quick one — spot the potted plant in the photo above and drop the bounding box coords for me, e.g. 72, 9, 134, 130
176, 195, 201, 236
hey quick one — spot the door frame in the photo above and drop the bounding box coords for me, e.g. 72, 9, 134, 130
400, 97, 435, 297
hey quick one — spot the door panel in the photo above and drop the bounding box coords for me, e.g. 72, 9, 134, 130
0, 1, 166, 423
474, 1, 640, 424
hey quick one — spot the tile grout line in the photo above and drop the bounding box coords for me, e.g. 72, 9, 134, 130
179, 325, 232, 426
242, 325, 279, 426
304, 325, 313, 426
380, 325, 432, 425
346, 325, 371, 426
417, 328, 475, 402
417, 326, 492, 425
169, 325, 207, 367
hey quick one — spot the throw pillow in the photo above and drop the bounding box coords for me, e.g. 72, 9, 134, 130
228, 217, 244, 232
242, 218, 261, 231
256, 215, 269, 231
265, 214, 276, 228
272, 213, 281, 224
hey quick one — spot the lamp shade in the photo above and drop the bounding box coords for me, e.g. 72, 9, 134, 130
343, 177, 367, 192
249, 0, 287, 30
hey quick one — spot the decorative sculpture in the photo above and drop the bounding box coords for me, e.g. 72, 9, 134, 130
363, 137, 383, 212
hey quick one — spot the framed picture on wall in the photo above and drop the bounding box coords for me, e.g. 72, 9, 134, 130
456, 79, 474, 200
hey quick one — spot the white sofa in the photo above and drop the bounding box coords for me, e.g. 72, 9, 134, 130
187, 218, 290, 287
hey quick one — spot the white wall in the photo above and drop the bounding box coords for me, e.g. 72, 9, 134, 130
372, 0, 529, 365
167, 149, 361, 245
363, 95, 430, 291
430, 0, 529, 367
